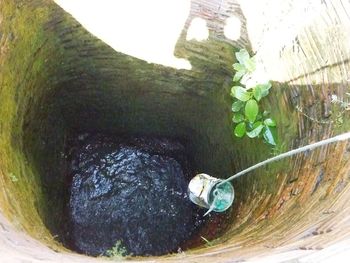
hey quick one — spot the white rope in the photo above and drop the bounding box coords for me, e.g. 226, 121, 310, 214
202, 131, 350, 216
217, 131, 350, 187
216, 132, 350, 187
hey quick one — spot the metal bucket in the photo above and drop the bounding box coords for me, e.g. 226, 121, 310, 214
188, 173, 234, 212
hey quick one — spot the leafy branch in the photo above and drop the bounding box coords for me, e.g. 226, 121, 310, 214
231, 49, 277, 146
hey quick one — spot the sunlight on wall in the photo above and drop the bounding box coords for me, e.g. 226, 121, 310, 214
238, 0, 325, 83
224, 16, 241, 41
55, 0, 192, 69
186, 17, 209, 41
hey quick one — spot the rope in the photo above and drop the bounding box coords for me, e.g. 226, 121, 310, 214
203, 131, 350, 216
217, 131, 350, 187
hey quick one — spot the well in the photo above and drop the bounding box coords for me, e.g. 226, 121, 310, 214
1, 0, 350, 262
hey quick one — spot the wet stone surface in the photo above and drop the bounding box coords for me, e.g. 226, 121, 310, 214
66, 134, 204, 256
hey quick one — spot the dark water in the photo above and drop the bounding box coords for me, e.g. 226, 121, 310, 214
66, 134, 204, 256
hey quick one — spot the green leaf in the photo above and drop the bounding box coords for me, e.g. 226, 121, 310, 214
231, 101, 244, 112
246, 121, 252, 130
263, 126, 277, 146
261, 82, 272, 90
253, 85, 263, 101
234, 122, 246, 138
245, 99, 259, 123
232, 113, 244, 123
245, 56, 256, 72
233, 63, 245, 71
264, 118, 276, 127
253, 121, 263, 129
235, 49, 250, 65
233, 70, 245, 82
256, 82, 272, 98
231, 86, 251, 101
246, 124, 264, 138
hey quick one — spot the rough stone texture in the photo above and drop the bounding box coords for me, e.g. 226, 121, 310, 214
0, 0, 350, 262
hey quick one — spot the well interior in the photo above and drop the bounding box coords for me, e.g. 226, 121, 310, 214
1, 0, 350, 262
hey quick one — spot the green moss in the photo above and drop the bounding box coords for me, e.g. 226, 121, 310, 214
0, 0, 67, 249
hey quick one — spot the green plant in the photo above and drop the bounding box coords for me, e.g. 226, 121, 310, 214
8, 173, 19, 182
105, 241, 129, 261
331, 94, 350, 127
200, 236, 213, 247
231, 49, 277, 146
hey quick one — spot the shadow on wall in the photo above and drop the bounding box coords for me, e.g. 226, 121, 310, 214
44, 1, 254, 188
54, 0, 251, 69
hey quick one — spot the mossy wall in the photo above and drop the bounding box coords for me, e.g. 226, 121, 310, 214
0, 0, 239, 248
0, 0, 67, 245
1, 0, 350, 262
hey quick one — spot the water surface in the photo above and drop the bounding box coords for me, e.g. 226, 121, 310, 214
67, 134, 204, 256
